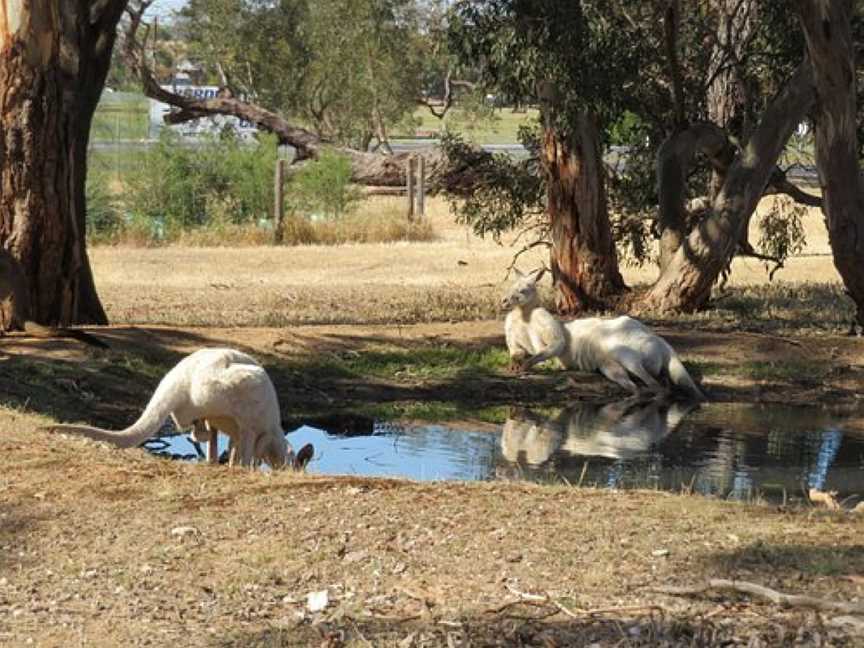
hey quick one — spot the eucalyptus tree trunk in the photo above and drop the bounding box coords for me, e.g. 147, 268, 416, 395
638, 63, 815, 312
543, 112, 625, 313
795, 0, 864, 326
655, 122, 735, 272
706, 0, 756, 202
0, 1, 126, 329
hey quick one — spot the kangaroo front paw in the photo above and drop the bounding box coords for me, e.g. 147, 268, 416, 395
508, 355, 528, 374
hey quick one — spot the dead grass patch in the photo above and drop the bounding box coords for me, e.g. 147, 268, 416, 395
88, 195, 852, 334
1, 418, 862, 647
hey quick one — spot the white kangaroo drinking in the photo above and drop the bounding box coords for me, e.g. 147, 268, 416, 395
502, 269, 705, 399
42, 348, 313, 469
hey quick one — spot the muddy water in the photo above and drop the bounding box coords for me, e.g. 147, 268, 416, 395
144, 400, 864, 504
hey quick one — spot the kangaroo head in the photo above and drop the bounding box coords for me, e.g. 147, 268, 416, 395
258, 435, 314, 471
501, 268, 546, 310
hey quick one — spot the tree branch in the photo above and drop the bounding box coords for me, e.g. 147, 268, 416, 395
123, 7, 321, 159
765, 167, 822, 208
663, 0, 687, 129
121, 3, 466, 188
652, 579, 864, 615
418, 68, 478, 120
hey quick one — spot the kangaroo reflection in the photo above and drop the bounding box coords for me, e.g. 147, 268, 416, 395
501, 397, 697, 467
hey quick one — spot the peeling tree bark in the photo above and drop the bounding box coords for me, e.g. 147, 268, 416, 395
0, 1, 126, 328
656, 122, 736, 272
544, 113, 625, 313
637, 62, 815, 313
795, 0, 864, 325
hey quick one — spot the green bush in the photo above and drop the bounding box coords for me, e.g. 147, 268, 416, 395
85, 133, 426, 246
289, 150, 361, 219
122, 130, 279, 238
85, 170, 124, 243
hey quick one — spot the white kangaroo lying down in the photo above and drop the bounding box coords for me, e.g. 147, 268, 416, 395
42, 348, 313, 469
502, 269, 705, 400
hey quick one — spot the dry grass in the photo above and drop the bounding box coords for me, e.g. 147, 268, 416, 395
2, 416, 863, 647
7, 188, 862, 646
92, 201, 435, 248
89, 193, 848, 333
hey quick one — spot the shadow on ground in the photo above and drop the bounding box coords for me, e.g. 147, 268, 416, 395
215, 610, 833, 647
0, 327, 214, 426
706, 542, 864, 579
0, 326, 597, 427
3, 320, 863, 429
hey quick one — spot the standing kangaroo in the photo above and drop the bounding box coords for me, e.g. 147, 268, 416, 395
0, 249, 108, 349
42, 348, 313, 469
502, 268, 705, 400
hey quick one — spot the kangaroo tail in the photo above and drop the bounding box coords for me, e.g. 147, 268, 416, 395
23, 322, 109, 350
40, 423, 152, 449
667, 355, 706, 401
42, 378, 180, 448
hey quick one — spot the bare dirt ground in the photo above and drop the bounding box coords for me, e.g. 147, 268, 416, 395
2, 196, 864, 646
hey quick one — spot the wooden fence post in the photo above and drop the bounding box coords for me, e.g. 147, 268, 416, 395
406, 157, 415, 220
274, 158, 285, 244
417, 155, 426, 219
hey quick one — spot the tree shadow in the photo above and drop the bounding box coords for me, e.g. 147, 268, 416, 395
641, 283, 854, 335
212, 609, 821, 647
0, 326, 217, 427
705, 542, 864, 580
1, 325, 580, 429
0, 505, 37, 572
258, 330, 592, 414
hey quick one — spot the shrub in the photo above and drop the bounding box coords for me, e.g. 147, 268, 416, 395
85, 170, 125, 243
86, 134, 434, 247
122, 129, 279, 237
289, 150, 362, 219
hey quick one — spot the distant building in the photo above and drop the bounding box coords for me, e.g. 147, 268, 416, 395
148, 85, 258, 141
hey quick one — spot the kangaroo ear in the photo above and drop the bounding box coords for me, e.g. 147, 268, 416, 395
293, 443, 314, 470
533, 267, 547, 283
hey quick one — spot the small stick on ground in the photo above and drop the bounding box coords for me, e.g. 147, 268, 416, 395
494, 584, 667, 621
651, 579, 864, 615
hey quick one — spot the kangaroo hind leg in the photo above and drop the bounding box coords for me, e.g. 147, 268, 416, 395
615, 349, 666, 395
598, 361, 641, 394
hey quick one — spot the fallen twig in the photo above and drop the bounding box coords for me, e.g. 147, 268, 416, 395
492, 584, 667, 621
651, 579, 864, 615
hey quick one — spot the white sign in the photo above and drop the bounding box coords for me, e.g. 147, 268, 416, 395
149, 85, 258, 140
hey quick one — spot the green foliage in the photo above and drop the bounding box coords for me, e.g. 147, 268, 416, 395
121, 130, 279, 239
85, 171, 124, 243
179, 0, 422, 150
289, 151, 362, 219
757, 198, 807, 272
449, 1, 643, 137
178, 0, 311, 108
439, 132, 544, 243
